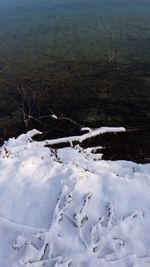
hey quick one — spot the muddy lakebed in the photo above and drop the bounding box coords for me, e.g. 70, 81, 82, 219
0, 0, 150, 162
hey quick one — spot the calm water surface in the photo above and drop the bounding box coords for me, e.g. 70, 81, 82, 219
0, 0, 150, 65
0, 0, 150, 138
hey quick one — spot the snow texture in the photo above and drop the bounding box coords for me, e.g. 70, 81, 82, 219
0, 128, 150, 267
46, 127, 125, 145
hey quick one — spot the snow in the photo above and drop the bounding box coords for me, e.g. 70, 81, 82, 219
0, 128, 150, 267
81, 127, 92, 133
51, 114, 58, 119
46, 126, 125, 145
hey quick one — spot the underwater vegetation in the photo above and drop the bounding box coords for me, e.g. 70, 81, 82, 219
0, 0, 150, 139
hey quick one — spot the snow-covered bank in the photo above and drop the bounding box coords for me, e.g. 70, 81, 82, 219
0, 129, 150, 267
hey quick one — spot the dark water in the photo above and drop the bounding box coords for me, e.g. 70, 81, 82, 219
0, 0, 150, 139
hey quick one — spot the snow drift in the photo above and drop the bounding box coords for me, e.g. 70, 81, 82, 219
0, 128, 150, 267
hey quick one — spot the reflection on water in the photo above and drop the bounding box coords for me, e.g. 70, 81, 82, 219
0, 0, 150, 138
